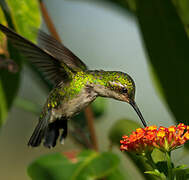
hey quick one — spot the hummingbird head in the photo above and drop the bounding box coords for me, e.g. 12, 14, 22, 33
92, 71, 147, 127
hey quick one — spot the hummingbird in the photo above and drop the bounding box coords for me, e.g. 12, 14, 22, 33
0, 24, 147, 148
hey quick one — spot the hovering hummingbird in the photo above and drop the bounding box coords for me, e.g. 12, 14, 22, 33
0, 24, 147, 148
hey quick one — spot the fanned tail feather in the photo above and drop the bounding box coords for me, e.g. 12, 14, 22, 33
28, 110, 68, 148
28, 111, 50, 147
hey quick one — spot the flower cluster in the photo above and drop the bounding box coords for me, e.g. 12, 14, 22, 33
120, 123, 189, 154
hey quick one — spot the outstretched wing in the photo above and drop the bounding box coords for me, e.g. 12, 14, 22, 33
37, 30, 87, 71
0, 24, 85, 84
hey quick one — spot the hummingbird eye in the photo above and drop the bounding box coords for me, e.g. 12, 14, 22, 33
121, 87, 128, 94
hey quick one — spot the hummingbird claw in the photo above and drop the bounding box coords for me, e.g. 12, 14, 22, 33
60, 138, 64, 145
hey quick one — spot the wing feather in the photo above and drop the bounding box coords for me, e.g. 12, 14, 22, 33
37, 30, 87, 71
0, 24, 76, 84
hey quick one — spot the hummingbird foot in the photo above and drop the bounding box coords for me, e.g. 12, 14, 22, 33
60, 138, 64, 145
59, 119, 68, 145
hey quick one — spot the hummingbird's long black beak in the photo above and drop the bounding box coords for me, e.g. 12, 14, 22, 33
129, 100, 147, 127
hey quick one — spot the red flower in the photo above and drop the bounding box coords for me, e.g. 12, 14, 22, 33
120, 123, 189, 154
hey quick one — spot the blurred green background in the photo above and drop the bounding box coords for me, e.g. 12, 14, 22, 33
1, 0, 189, 179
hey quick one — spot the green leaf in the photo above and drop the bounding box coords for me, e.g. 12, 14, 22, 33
174, 168, 189, 179
173, 0, 189, 37
75, 151, 119, 179
175, 164, 188, 170
135, 0, 189, 125
0, 6, 8, 126
27, 150, 120, 180
151, 148, 166, 164
106, 168, 127, 180
6, 0, 41, 42
145, 169, 166, 179
0, 0, 41, 127
0, 81, 7, 126
27, 153, 71, 180
0, 0, 22, 127
145, 170, 161, 176
155, 161, 168, 177
0, 6, 6, 41
173, 165, 189, 177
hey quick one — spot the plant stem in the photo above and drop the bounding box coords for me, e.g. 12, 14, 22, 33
166, 151, 173, 180
146, 153, 157, 170
39, 0, 98, 151
84, 106, 98, 151
39, 0, 61, 42
145, 153, 166, 180
70, 126, 93, 149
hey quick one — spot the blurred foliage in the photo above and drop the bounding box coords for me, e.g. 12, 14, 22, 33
0, 0, 21, 126
135, 0, 189, 126
106, 168, 126, 180
6, 0, 41, 42
0, 7, 6, 42
0, 0, 41, 127
173, 0, 189, 37
0, 6, 8, 125
0, 81, 7, 125
28, 150, 124, 180
174, 168, 189, 179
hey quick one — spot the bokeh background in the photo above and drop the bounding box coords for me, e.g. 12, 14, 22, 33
1, 0, 189, 179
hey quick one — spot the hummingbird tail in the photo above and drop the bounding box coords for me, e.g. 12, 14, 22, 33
28, 112, 68, 148
28, 111, 50, 147
28, 119, 48, 147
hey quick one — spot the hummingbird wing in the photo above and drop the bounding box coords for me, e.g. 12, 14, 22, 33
37, 30, 87, 71
0, 24, 75, 84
